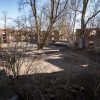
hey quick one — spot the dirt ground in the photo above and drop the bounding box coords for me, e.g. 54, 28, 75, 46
23, 45, 100, 77
0, 45, 100, 100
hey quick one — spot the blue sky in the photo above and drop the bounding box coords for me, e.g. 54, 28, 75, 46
0, 0, 28, 28
0, 0, 19, 28
0, 0, 18, 18
0, 0, 45, 17
0, 0, 45, 28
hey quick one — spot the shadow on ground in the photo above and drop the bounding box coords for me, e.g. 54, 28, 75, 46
0, 46, 100, 100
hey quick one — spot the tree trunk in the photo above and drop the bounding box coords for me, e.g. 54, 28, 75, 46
37, 31, 49, 50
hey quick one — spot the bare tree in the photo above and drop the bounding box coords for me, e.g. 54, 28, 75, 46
1, 11, 12, 43
19, 0, 69, 49
80, 0, 100, 48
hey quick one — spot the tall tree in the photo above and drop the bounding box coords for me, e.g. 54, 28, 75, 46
80, 0, 100, 48
19, 0, 69, 49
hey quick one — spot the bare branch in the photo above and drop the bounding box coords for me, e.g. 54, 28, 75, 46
85, 9, 100, 26
55, 0, 68, 20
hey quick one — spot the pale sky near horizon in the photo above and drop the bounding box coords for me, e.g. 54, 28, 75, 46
0, 0, 44, 28
0, 0, 32, 28
0, 0, 19, 18
0, 0, 19, 28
